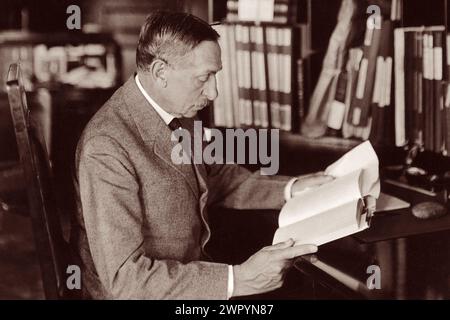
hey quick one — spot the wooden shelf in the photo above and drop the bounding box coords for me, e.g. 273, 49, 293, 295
279, 132, 360, 152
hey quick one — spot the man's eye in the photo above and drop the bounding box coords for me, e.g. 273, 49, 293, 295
198, 75, 209, 82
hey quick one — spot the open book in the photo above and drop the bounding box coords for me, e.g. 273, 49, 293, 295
273, 141, 380, 246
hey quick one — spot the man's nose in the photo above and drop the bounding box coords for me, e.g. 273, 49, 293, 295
204, 75, 218, 101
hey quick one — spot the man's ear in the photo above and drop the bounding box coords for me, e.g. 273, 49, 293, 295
150, 59, 168, 88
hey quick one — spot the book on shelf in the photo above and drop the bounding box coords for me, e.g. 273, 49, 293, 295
273, 141, 380, 246
266, 25, 281, 129
235, 24, 254, 126
277, 26, 294, 131
443, 82, 450, 155
250, 25, 270, 128
394, 26, 447, 153
214, 24, 236, 128
226, 0, 298, 24
301, 0, 450, 158
368, 20, 395, 147
212, 22, 307, 132
346, 20, 383, 128
302, 0, 361, 138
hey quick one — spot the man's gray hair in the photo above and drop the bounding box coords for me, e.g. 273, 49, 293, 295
136, 11, 220, 70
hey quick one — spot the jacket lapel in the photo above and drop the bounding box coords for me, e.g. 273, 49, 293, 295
179, 118, 208, 194
122, 76, 200, 199
122, 76, 212, 252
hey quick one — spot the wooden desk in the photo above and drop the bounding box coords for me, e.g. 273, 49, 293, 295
209, 180, 450, 299
293, 181, 450, 299
294, 230, 450, 299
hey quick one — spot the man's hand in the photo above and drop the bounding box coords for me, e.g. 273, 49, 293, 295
291, 171, 334, 197
232, 239, 317, 297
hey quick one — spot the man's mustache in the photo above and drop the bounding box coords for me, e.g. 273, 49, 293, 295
196, 101, 209, 108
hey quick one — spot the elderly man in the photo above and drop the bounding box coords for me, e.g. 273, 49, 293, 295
72, 11, 331, 299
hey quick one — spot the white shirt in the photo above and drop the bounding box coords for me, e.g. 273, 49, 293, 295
135, 74, 296, 299
135, 74, 175, 125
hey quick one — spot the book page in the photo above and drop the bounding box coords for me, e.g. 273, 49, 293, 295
274, 199, 369, 245
273, 141, 380, 246
278, 169, 363, 228
325, 140, 380, 199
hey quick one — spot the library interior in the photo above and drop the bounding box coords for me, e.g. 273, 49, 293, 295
0, 0, 449, 300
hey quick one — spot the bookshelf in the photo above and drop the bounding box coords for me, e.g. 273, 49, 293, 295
205, 0, 450, 197
205, 0, 341, 131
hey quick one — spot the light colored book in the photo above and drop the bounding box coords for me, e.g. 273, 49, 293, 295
273, 141, 380, 246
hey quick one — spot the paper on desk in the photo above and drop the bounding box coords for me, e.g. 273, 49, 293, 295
325, 141, 380, 199
375, 192, 410, 213
273, 198, 369, 246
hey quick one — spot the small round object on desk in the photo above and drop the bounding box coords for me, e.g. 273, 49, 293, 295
412, 202, 447, 220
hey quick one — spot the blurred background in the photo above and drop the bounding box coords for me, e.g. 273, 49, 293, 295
0, 0, 348, 299
1, 0, 449, 299
0, 0, 217, 299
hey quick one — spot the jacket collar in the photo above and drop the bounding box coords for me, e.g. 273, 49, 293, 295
121, 75, 207, 199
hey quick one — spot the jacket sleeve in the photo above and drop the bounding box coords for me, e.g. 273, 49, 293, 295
77, 135, 228, 299
206, 162, 291, 210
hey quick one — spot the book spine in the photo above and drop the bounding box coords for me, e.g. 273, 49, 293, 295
433, 31, 444, 153
250, 25, 262, 127
414, 31, 424, 147
327, 71, 348, 131
394, 28, 407, 146
235, 24, 254, 126
226, 24, 241, 127
444, 82, 450, 155
265, 26, 281, 129
423, 31, 434, 151
347, 23, 382, 128
278, 27, 293, 131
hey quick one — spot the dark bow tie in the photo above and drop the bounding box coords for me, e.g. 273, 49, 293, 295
168, 118, 182, 131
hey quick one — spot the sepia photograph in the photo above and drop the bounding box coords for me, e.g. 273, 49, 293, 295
0, 0, 448, 309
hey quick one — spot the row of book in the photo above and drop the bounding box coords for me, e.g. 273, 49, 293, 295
327, 19, 396, 145
0, 42, 118, 92
324, 17, 450, 156
225, 0, 298, 24
394, 26, 450, 154
213, 23, 308, 131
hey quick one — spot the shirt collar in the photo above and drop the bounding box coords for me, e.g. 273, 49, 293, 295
135, 74, 175, 125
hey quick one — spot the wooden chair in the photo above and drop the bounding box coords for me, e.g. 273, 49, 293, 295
0, 92, 25, 218
6, 63, 79, 299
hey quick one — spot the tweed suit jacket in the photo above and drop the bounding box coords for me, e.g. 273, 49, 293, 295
71, 76, 291, 299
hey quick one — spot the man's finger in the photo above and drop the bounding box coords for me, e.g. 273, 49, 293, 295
275, 244, 318, 260
265, 239, 295, 251
310, 174, 334, 184
299, 175, 334, 190
299, 254, 318, 264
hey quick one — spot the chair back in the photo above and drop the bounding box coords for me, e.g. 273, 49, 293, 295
6, 63, 75, 299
